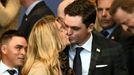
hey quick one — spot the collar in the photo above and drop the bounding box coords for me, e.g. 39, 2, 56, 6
71, 33, 93, 52
0, 60, 18, 74
104, 25, 118, 37
25, 0, 42, 15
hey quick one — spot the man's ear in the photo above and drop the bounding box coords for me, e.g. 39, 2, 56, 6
88, 23, 94, 32
1, 45, 7, 54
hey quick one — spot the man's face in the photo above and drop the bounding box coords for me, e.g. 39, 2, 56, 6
97, 0, 114, 29
114, 8, 134, 34
64, 15, 92, 46
1, 36, 27, 68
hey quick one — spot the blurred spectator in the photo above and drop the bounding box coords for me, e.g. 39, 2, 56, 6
18, 0, 54, 39
96, 0, 134, 75
0, 0, 20, 37
110, 0, 134, 34
44, 0, 61, 15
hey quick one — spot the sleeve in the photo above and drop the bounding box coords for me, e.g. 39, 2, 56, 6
57, 0, 65, 18
28, 62, 49, 75
57, 0, 74, 18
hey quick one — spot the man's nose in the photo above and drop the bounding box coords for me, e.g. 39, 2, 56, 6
21, 48, 26, 55
102, 10, 108, 17
67, 28, 73, 36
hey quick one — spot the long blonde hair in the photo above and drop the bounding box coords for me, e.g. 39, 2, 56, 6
21, 15, 65, 75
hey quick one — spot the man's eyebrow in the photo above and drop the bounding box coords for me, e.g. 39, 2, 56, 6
16, 44, 24, 47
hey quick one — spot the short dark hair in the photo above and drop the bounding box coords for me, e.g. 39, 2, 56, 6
110, 0, 134, 16
64, 0, 96, 27
0, 30, 26, 45
95, 0, 98, 6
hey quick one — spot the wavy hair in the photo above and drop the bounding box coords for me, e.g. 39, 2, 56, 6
21, 15, 65, 75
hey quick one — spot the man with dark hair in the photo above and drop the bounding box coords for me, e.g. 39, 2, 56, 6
96, 0, 134, 75
110, 0, 134, 34
109, 0, 134, 75
0, 30, 27, 75
60, 0, 128, 75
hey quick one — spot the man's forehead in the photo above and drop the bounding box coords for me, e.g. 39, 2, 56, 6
10, 36, 25, 40
64, 15, 83, 26
114, 8, 127, 23
97, 0, 113, 7
8, 36, 27, 45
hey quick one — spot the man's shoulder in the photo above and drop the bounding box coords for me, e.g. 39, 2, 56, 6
93, 31, 121, 46
92, 31, 122, 54
112, 25, 134, 38
31, 1, 54, 16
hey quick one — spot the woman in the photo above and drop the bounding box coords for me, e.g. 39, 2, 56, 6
21, 15, 70, 75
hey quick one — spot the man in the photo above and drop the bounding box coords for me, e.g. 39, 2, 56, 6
96, 0, 134, 74
110, 0, 134, 34
0, 30, 27, 75
18, 0, 54, 39
96, 0, 133, 39
96, 0, 114, 36
60, 0, 128, 75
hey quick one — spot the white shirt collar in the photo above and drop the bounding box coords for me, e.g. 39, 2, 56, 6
71, 33, 93, 52
105, 24, 118, 37
0, 60, 9, 74
81, 33, 93, 52
25, 0, 42, 15
0, 60, 18, 74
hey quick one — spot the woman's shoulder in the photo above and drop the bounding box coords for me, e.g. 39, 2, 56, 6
28, 61, 49, 75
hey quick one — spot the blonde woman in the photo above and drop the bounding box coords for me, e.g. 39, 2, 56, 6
21, 15, 70, 75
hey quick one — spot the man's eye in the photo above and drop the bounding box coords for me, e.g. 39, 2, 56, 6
15, 46, 23, 50
16, 47, 21, 50
97, 8, 102, 12
72, 27, 80, 31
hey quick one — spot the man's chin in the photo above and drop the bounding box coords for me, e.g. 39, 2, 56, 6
17, 61, 25, 66
70, 40, 76, 44
101, 24, 109, 28
66, 42, 71, 45
17, 63, 24, 67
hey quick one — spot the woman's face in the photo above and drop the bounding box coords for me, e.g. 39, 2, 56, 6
56, 18, 70, 45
